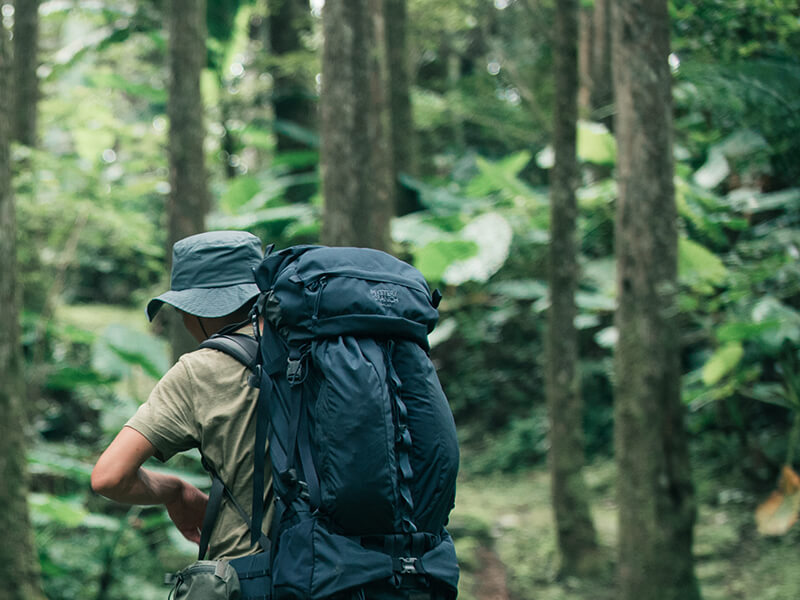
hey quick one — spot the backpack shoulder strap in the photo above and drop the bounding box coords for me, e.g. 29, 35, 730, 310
199, 333, 259, 370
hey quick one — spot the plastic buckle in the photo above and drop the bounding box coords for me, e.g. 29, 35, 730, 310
248, 364, 262, 389
399, 557, 418, 575
287, 359, 303, 385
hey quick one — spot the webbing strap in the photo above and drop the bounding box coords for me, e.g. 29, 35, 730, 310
198, 474, 224, 560
199, 463, 271, 560
251, 370, 272, 546
297, 404, 321, 509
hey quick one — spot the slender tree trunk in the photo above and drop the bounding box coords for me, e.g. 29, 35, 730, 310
0, 22, 46, 600
167, 0, 209, 360
268, 0, 316, 203
546, 0, 600, 578
320, 0, 394, 251
612, 1, 700, 599
12, 0, 39, 146
385, 0, 420, 215
590, 0, 613, 127
577, 3, 593, 116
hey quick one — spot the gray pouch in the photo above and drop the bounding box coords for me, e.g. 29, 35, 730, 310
167, 560, 241, 600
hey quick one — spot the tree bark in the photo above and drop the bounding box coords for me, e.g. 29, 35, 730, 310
320, 0, 394, 251
546, 0, 600, 577
590, 0, 613, 128
612, 1, 700, 599
268, 0, 316, 203
385, 0, 420, 215
577, 3, 593, 116
167, 0, 209, 360
12, 0, 39, 146
0, 21, 46, 600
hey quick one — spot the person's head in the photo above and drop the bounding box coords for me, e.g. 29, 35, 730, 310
146, 231, 264, 342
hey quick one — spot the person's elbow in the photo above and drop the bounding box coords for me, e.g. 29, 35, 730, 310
91, 458, 132, 498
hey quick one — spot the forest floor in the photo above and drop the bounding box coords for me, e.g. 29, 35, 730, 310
452, 461, 800, 600
55, 304, 800, 599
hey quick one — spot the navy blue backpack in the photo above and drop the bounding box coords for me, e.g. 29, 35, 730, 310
200, 245, 460, 600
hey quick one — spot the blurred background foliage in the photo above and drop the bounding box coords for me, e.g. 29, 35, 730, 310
10, 0, 800, 598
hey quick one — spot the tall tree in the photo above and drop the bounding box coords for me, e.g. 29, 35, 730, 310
385, 0, 420, 215
167, 0, 210, 360
546, 0, 600, 577
268, 0, 316, 203
590, 0, 613, 127
12, 0, 39, 146
0, 20, 46, 600
612, 1, 701, 599
577, 2, 593, 115
320, 0, 394, 251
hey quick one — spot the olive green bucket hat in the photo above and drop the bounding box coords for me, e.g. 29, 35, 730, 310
146, 231, 263, 322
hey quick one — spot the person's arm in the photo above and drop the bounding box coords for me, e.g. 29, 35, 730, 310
91, 426, 208, 544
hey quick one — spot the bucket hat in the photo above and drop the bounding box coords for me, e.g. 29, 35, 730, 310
146, 230, 263, 322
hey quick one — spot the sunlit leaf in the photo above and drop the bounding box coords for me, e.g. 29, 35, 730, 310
416, 240, 479, 283
595, 326, 618, 349
702, 342, 744, 386
756, 465, 800, 536
29, 494, 88, 528
220, 176, 261, 214
679, 237, 728, 293
693, 148, 729, 189
442, 213, 513, 285
576, 120, 616, 165
535, 121, 616, 167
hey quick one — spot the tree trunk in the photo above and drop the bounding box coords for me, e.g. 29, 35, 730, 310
546, 0, 600, 578
612, 1, 700, 599
385, 0, 420, 216
577, 3, 593, 116
12, 0, 39, 146
590, 0, 613, 128
167, 0, 209, 360
320, 0, 394, 251
268, 0, 316, 203
0, 22, 46, 600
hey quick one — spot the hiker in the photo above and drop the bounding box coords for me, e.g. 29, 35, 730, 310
91, 230, 270, 559
92, 231, 461, 599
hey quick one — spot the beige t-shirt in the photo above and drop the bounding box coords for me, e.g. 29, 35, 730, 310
126, 335, 273, 560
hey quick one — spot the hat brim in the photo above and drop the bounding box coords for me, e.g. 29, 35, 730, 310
146, 283, 260, 322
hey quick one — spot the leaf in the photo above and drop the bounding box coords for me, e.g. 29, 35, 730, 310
29, 494, 88, 528
756, 465, 800, 536
274, 119, 320, 148
536, 121, 617, 167
595, 327, 618, 349
488, 279, 548, 300
220, 176, 261, 214
576, 120, 617, 165
693, 148, 730, 189
442, 213, 514, 285
717, 319, 782, 343
678, 237, 728, 293
751, 297, 800, 351
747, 383, 795, 410
415, 240, 479, 283
92, 324, 170, 380
702, 342, 744, 386
466, 152, 537, 201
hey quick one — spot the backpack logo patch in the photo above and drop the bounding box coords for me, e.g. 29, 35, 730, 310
370, 288, 399, 306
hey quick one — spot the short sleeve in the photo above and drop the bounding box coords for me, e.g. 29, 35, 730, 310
125, 358, 200, 462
